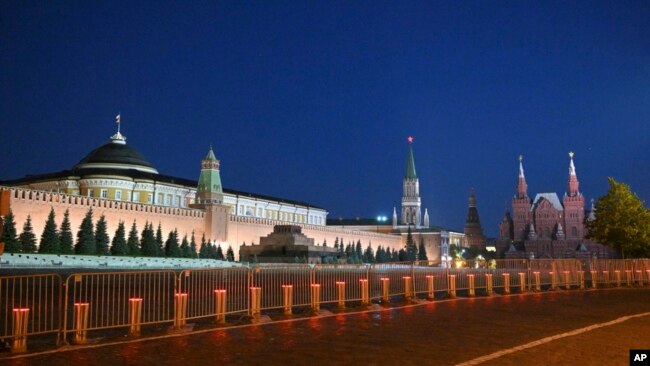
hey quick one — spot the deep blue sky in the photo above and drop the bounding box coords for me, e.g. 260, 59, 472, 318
2, 1, 649, 236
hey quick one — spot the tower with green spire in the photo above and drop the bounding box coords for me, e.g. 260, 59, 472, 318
401, 136, 422, 227
196, 146, 224, 204
193, 146, 229, 243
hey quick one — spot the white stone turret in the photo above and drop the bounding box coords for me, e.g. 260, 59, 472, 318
423, 208, 430, 228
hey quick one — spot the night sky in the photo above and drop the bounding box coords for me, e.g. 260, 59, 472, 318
2, 1, 649, 237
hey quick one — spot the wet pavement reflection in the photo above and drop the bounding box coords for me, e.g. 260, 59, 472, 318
4, 289, 650, 366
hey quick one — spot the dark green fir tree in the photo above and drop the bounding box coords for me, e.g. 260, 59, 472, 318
59, 209, 74, 254
127, 221, 140, 256
199, 234, 208, 258
226, 245, 235, 261
19, 215, 37, 253
180, 234, 191, 258
165, 229, 181, 257
405, 226, 417, 261
1, 209, 20, 252
39, 208, 60, 253
417, 237, 428, 261
111, 221, 128, 255
215, 243, 225, 260
190, 231, 197, 258
75, 209, 96, 254
155, 223, 164, 257
140, 222, 157, 257
95, 214, 110, 255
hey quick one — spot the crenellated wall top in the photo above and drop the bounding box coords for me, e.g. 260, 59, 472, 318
0, 185, 205, 218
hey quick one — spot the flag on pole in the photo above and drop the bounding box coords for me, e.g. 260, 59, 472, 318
115, 114, 121, 124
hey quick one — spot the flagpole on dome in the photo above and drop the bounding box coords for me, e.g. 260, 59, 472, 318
111, 113, 126, 144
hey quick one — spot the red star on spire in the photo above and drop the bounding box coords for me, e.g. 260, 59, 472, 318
407, 136, 414, 143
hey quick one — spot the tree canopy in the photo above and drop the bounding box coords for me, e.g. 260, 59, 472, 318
586, 177, 650, 258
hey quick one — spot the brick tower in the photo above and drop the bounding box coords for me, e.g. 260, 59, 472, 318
512, 155, 531, 241
464, 189, 485, 248
562, 152, 585, 240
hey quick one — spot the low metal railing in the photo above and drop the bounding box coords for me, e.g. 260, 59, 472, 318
60, 270, 176, 344
0, 274, 62, 352
1, 258, 648, 353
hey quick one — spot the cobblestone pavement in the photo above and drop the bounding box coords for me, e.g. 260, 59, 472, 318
4, 288, 649, 366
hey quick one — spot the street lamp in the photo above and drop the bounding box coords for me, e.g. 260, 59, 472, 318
376, 215, 387, 233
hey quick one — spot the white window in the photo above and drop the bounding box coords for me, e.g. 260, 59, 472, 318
257, 208, 262, 217
133, 192, 140, 202
165, 194, 172, 206
181, 197, 186, 208
173, 195, 180, 207
115, 190, 122, 201
147, 193, 153, 204
88, 189, 93, 197
100, 189, 108, 199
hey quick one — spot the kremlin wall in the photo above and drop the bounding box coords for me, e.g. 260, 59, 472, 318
0, 125, 405, 261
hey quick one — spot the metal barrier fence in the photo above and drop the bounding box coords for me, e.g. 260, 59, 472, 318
250, 265, 312, 311
61, 271, 177, 344
1, 258, 649, 353
178, 267, 250, 321
0, 274, 62, 351
313, 264, 369, 305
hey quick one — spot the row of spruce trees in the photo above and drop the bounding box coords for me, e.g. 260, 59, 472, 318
1, 208, 427, 263
323, 227, 428, 264
0, 208, 235, 260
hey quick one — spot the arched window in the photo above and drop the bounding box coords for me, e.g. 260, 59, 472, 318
571, 226, 578, 237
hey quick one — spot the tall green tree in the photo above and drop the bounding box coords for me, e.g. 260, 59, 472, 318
208, 242, 217, 259
398, 248, 407, 262
363, 243, 374, 263
165, 229, 181, 257
19, 215, 37, 253
417, 237, 428, 261
405, 226, 417, 261
586, 177, 650, 258
199, 234, 208, 258
189, 231, 197, 258
140, 222, 157, 256
127, 221, 140, 256
355, 240, 362, 260
374, 246, 384, 263
59, 209, 74, 254
226, 245, 235, 261
76, 209, 95, 254
155, 223, 164, 257
1, 210, 20, 252
215, 243, 224, 260
39, 208, 60, 253
180, 234, 191, 258
95, 214, 110, 255
111, 221, 128, 255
